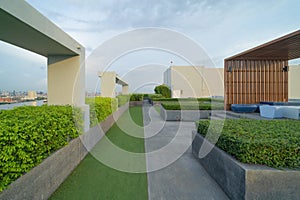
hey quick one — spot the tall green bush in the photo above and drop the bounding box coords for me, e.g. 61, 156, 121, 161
0, 105, 81, 192
154, 85, 171, 98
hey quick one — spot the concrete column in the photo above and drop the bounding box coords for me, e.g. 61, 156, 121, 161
289, 65, 300, 99
48, 54, 90, 132
122, 85, 129, 95
100, 72, 116, 97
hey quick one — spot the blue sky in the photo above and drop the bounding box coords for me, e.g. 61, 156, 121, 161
0, 0, 299, 92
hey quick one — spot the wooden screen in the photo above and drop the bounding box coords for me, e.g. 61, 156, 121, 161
224, 59, 288, 110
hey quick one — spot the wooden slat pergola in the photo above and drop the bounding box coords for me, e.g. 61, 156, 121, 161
224, 30, 300, 110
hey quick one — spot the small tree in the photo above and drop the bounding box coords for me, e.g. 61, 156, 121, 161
154, 84, 171, 98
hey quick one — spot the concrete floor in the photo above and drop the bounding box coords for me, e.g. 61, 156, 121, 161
142, 102, 229, 200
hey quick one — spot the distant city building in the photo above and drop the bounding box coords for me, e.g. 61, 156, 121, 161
164, 66, 224, 98
0, 97, 14, 103
25, 91, 37, 100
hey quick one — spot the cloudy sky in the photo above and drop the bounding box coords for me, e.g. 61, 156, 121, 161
0, 0, 299, 93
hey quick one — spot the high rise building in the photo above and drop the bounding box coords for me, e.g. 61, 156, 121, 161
27, 91, 37, 100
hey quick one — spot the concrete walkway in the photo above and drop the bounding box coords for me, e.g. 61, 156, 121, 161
142, 102, 229, 200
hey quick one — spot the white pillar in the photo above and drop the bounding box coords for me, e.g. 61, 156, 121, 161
122, 85, 129, 95
48, 54, 90, 132
100, 72, 116, 98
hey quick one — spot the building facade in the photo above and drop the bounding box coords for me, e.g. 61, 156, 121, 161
289, 65, 300, 100
163, 66, 224, 98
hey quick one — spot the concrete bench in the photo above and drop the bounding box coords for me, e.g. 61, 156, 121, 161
259, 105, 284, 119
282, 106, 300, 120
260, 105, 300, 119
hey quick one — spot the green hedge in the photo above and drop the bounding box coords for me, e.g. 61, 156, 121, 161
144, 94, 164, 99
197, 119, 300, 169
116, 95, 130, 107
153, 98, 224, 102
0, 105, 82, 192
161, 102, 224, 110
86, 97, 118, 127
129, 94, 144, 101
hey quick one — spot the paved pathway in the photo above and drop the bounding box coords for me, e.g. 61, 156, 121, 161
142, 102, 229, 200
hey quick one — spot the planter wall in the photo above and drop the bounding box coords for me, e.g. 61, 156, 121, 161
129, 101, 143, 107
192, 132, 300, 200
0, 103, 129, 200
160, 105, 216, 121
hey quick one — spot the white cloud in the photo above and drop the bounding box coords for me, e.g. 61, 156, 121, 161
3, 0, 300, 92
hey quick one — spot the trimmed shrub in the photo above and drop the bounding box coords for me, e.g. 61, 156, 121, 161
147, 94, 164, 99
154, 85, 171, 98
153, 98, 224, 102
161, 102, 224, 110
197, 119, 300, 169
129, 94, 144, 101
86, 97, 118, 127
0, 105, 82, 192
117, 95, 130, 107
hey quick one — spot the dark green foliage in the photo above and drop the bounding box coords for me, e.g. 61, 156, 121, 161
86, 97, 118, 127
197, 119, 300, 169
161, 101, 224, 110
153, 97, 224, 102
154, 85, 171, 98
147, 94, 164, 99
129, 94, 144, 101
116, 95, 130, 107
0, 105, 81, 192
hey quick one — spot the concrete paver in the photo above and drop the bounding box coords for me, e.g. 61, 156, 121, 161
143, 102, 229, 200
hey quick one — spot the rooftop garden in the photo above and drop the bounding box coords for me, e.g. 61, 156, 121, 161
197, 119, 300, 169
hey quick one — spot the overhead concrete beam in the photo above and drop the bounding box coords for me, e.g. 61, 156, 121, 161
0, 0, 83, 57
116, 75, 129, 86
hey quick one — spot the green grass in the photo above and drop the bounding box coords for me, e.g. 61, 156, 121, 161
154, 105, 161, 113
50, 107, 148, 200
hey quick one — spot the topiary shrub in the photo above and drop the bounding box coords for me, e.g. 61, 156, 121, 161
154, 85, 171, 98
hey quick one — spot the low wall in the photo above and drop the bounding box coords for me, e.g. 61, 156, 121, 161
0, 103, 129, 200
160, 105, 212, 121
129, 101, 143, 107
192, 132, 300, 200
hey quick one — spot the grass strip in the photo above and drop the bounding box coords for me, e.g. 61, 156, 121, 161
50, 106, 148, 200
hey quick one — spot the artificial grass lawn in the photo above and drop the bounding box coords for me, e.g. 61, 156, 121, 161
154, 105, 161, 114
50, 107, 148, 200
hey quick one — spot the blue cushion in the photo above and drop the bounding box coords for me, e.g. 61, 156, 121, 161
231, 104, 258, 113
